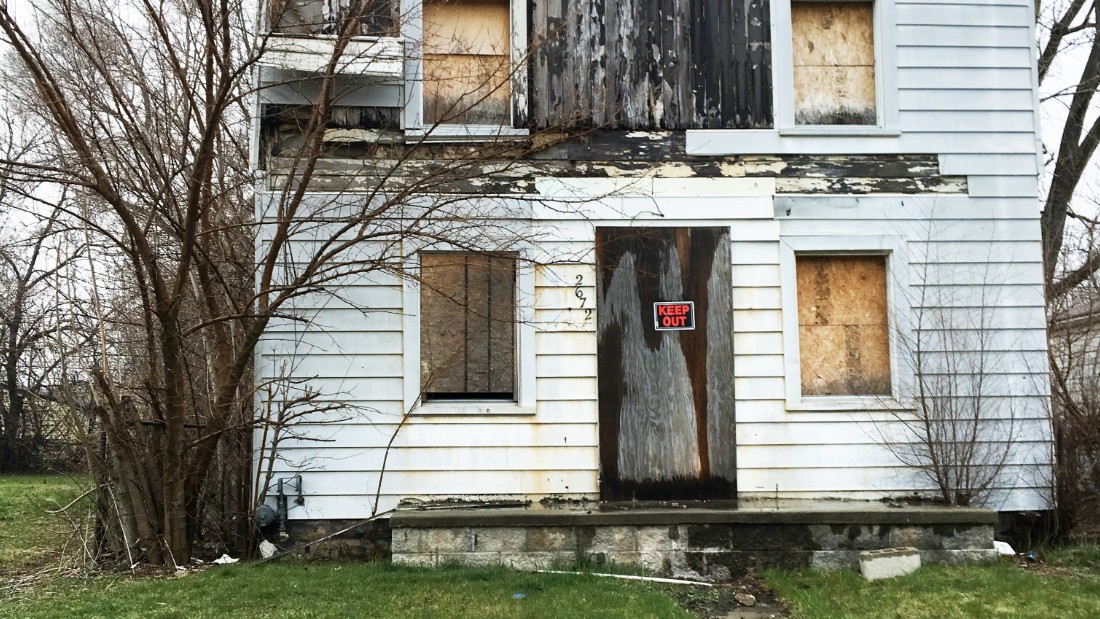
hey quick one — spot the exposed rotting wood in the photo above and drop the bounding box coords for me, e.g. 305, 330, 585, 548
792, 1, 876, 125
423, 0, 511, 125
267, 149, 966, 195
596, 227, 736, 501
529, 0, 772, 130
796, 255, 891, 396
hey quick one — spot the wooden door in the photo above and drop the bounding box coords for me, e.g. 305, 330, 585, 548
596, 227, 736, 501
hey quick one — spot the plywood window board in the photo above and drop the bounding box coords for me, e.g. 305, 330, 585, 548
796, 255, 891, 396
422, 0, 511, 125
791, 1, 876, 125
420, 253, 516, 399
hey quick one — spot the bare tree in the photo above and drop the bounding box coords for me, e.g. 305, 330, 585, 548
1039, 0, 1100, 296
0, 0, 576, 567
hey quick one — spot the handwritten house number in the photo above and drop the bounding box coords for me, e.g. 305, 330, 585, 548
575, 274, 592, 321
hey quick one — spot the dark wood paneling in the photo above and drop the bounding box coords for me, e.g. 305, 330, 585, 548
596, 227, 736, 501
530, 1, 772, 130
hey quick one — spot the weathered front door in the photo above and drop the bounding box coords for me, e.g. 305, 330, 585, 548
596, 227, 736, 501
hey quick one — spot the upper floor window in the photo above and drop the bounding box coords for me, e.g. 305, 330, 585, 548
270, 0, 400, 37
791, 1, 876, 126
772, 0, 898, 134
422, 0, 511, 126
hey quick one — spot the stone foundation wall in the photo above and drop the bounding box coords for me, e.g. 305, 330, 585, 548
391, 520, 996, 580
279, 519, 392, 561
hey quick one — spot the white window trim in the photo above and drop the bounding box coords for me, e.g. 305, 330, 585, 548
400, 0, 529, 140
779, 235, 912, 412
402, 245, 536, 416
773, 0, 899, 136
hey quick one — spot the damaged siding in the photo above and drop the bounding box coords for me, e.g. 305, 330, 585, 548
529, 0, 773, 129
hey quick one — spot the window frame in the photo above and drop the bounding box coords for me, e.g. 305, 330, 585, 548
401, 0, 529, 140
772, 0, 899, 136
779, 235, 911, 411
403, 245, 536, 416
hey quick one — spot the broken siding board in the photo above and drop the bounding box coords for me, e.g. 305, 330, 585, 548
775, 176, 967, 194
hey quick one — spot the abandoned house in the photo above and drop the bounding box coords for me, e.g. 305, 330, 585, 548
253, 0, 1054, 575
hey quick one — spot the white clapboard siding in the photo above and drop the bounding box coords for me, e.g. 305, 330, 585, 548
255, 0, 1055, 518
279, 422, 599, 449
738, 464, 1046, 494
739, 441, 1051, 470
266, 310, 404, 333
738, 418, 1052, 447
278, 470, 598, 496
734, 354, 786, 377
270, 446, 598, 472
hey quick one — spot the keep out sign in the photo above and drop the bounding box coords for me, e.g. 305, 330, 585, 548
653, 301, 695, 331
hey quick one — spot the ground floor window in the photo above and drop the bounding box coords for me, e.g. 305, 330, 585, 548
419, 252, 517, 400
795, 254, 891, 396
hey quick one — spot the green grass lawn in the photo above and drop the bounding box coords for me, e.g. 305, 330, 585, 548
767, 547, 1100, 619
0, 475, 91, 572
6, 474, 1100, 618
2, 562, 694, 619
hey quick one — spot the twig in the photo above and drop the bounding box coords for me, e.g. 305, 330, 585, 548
535, 570, 714, 587
45, 485, 101, 514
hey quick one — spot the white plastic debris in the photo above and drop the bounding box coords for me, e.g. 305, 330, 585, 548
259, 540, 277, 559
994, 541, 1016, 556
212, 554, 239, 565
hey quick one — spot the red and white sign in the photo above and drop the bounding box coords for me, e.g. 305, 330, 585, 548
653, 301, 695, 331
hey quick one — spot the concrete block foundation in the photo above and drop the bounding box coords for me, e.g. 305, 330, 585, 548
860, 547, 922, 580
389, 500, 998, 581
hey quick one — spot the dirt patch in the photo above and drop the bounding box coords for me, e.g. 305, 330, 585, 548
661, 574, 788, 619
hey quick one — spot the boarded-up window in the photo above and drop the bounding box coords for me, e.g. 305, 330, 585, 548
792, 1, 876, 125
422, 0, 510, 125
270, 0, 399, 36
420, 253, 516, 399
796, 255, 891, 396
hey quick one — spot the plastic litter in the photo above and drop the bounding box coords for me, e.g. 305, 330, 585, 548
513, 593, 525, 599
993, 541, 1015, 556
212, 554, 239, 565
259, 540, 277, 559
